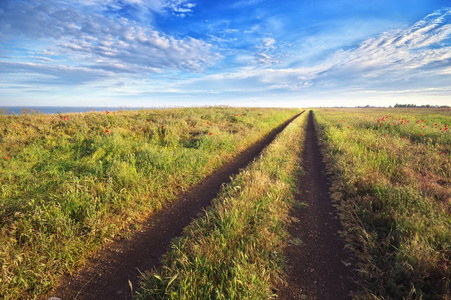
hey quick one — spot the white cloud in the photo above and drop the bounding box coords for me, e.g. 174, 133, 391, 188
165, 8, 451, 97
56, 0, 196, 18
254, 37, 281, 64
262, 37, 275, 47
164, 0, 196, 17
0, 0, 218, 84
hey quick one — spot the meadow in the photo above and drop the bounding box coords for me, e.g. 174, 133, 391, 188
0, 107, 299, 299
314, 108, 451, 299
2, 106, 450, 299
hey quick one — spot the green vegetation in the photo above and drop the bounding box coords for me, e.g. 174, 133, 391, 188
314, 108, 451, 299
135, 111, 308, 299
0, 107, 299, 299
394, 104, 450, 108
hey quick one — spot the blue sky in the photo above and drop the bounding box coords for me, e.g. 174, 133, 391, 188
1, 0, 450, 107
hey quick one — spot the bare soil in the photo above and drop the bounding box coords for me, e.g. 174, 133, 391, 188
277, 110, 357, 300
44, 112, 303, 300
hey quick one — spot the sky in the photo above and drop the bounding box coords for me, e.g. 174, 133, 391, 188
0, 0, 450, 108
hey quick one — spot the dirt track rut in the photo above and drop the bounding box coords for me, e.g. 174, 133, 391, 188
46, 111, 304, 300
277, 110, 356, 299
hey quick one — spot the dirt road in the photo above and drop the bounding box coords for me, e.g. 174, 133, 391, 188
277, 110, 356, 299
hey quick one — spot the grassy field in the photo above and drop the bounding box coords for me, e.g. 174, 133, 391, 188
0, 107, 300, 299
314, 108, 451, 299
135, 111, 308, 299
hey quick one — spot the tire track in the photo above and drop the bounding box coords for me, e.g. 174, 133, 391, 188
46, 111, 304, 300
277, 110, 356, 299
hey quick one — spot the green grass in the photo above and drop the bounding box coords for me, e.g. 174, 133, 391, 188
134, 110, 308, 299
0, 107, 300, 299
314, 108, 451, 299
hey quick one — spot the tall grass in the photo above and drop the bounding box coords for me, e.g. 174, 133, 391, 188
0, 107, 300, 299
135, 111, 308, 299
314, 108, 451, 299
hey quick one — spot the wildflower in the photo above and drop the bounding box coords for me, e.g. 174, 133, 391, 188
106, 111, 110, 114
105, 129, 109, 133
440, 152, 443, 155
210, 132, 212, 135
5, 156, 10, 159
161, 125, 164, 128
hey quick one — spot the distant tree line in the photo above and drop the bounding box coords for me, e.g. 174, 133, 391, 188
394, 104, 450, 108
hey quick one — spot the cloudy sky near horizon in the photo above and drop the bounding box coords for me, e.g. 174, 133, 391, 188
1, 0, 450, 107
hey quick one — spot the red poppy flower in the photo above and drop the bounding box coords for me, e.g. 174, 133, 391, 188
106, 111, 110, 114
13, 126, 16, 128
5, 156, 10, 160
402, 137, 405, 139
440, 152, 443, 155
105, 129, 109, 133
161, 125, 164, 128
420, 134, 423, 136
147, 120, 150, 122
207, 122, 209, 124
209, 132, 212, 135
347, 127, 350, 129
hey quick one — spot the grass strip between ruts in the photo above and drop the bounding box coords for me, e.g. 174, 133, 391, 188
135, 110, 308, 299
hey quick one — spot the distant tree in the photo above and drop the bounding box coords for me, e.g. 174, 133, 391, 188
394, 103, 450, 108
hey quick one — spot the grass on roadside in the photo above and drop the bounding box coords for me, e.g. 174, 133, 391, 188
135, 111, 308, 299
314, 108, 451, 299
0, 107, 300, 299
